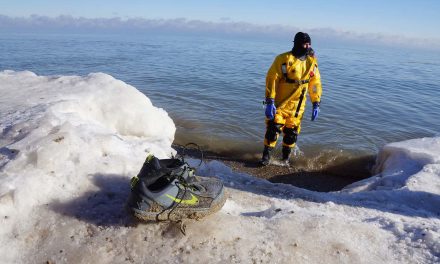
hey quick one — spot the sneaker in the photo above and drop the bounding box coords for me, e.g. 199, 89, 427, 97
128, 155, 226, 221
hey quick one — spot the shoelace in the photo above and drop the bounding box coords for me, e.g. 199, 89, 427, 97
155, 142, 204, 222
155, 162, 197, 221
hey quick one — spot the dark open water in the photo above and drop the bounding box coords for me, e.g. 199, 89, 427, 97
1, 33, 439, 170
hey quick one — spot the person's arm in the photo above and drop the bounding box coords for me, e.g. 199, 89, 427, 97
308, 57, 322, 104
265, 56, 282, 99
308, 57, 322, 121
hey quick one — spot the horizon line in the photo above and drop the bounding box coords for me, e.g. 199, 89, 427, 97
1, 14, 439, 49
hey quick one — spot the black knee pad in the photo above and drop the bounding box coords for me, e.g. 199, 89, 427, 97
283, 127, 298, 145
265, 121, 281, 142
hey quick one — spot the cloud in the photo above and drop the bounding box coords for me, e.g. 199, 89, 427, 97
305, 26, 440, 49
0, 14, 438, 49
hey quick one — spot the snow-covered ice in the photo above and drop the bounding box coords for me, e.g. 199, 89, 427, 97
0, 71, 439, 263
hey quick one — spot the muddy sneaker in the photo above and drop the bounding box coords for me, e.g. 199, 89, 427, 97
128, 155, 226, 221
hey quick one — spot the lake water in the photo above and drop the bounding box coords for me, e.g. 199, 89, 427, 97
1, 33, 440, 169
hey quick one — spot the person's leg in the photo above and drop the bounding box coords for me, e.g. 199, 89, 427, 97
282, 111, 303, 162
281, 126, 298, 161
261, 120, 282, 165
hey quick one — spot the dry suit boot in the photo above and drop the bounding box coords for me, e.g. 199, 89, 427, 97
261, 146, 273, 166
128, 155, 226, 221
282, 146, 292, 162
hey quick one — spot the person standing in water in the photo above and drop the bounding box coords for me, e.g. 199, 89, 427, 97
261, 32, 323, 166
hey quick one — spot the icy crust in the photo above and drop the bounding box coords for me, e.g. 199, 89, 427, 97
0, 71, 439, 263
374, 138, 440, 193
341, 137, 440, 193
0, 71, 175, 262
0, 70, 175, 196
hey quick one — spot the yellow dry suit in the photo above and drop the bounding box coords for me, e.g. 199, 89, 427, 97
264, 51, 322, 148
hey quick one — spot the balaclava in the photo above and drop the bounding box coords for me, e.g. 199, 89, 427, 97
292, 32, 311, 58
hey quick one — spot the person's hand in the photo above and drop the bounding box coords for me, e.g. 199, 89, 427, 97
265, 98, 276, 120
311, 102, 320, 121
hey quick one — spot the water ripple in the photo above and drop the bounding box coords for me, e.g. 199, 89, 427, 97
1, 33, 440, 158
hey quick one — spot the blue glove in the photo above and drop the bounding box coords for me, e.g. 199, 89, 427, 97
311, 102, 320, 121
265, 98, 276, 120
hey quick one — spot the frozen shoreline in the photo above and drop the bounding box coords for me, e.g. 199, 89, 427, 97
0, 71, 439, 263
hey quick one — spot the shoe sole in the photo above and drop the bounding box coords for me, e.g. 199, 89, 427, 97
131, 189, 227, 222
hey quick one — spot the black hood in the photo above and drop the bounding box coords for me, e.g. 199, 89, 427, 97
292, 32, 311, 58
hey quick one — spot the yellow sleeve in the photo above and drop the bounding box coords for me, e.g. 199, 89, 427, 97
265, 55, 282, 99
308, 57, 322, 103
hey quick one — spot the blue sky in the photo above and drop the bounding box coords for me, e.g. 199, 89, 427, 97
1, 0, 439, 40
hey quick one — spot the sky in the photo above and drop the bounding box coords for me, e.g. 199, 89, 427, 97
1, 0, 439, 39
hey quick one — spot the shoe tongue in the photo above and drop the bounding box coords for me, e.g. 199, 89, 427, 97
139, 157, 189, 189
137, 157, 166, 187
151, 157, 161, 170
168, 158, 183, 168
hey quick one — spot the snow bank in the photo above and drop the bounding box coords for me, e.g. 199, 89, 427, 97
0, 71, 175, 262
0, 71, 439, 263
